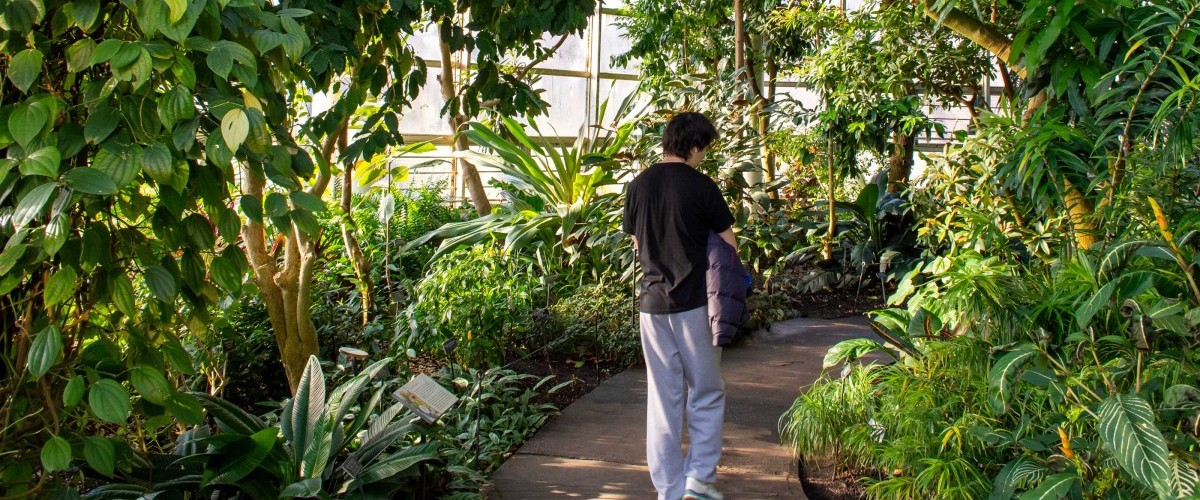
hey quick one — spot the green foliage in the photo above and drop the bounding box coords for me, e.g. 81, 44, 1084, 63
531, 278, 642, 367
409, 245, 543, 367
425, 366, 564, 496
0, 0, 431, 492
407, 115, 633, 280
91, 356, 439, 498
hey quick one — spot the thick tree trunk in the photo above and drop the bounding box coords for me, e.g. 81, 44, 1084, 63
887, 131, 915, 193
240, 174, 319, 392
439, 20, 492, 216
1063, 179, 1097, 250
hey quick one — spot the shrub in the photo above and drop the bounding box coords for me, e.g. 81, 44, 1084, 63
534, 279, 642, 367
408, 245, 543, 367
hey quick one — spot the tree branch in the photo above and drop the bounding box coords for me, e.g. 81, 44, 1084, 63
922, 0, 1025, 79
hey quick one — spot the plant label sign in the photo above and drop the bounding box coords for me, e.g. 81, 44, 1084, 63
394, 373, 459, 423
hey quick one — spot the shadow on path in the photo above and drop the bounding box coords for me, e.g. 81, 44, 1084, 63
485, 317, 877, 499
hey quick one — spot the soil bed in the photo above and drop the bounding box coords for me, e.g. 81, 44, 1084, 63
799, 458, 867, 500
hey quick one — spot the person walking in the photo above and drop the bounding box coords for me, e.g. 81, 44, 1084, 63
623, 111, 736, 500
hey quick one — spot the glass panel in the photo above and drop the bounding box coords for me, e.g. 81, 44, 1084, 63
530, 75, 591, 134
397, 67, 453, 136
597, 78, 641, 125
515, 32, 590, 72
600, 13, 639, 73
410, 23, 442, 62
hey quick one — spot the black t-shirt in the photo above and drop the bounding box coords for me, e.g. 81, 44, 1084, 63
623, 162, 735, 313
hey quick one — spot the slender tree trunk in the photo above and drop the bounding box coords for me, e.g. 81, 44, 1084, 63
824, 138, 836, 261
439, 19, 492, 216
734, 0, 744, 71
339, 128, 373, 325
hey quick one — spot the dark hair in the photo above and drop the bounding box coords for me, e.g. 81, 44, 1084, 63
662, 112, 717, 161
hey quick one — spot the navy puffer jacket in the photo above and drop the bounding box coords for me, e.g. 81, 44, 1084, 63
707, 232, 749, 346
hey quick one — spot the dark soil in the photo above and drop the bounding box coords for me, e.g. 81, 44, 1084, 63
788, 286, 886, 319
503, 352, 629, 409
798, 457, 867, 500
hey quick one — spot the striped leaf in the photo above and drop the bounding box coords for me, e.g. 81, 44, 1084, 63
1018, 472, 1078, 500
1098, 394, 1172, 496
987, 343, 1038, 415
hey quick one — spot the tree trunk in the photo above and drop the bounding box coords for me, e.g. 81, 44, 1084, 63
439, 20, 492, 216
734, 0, 744, 71
1063, 179, 1097, 250
339, 128, 373, 325
824, 137, 837, 261
887, 130, 915, 193
240, 173, 320, 393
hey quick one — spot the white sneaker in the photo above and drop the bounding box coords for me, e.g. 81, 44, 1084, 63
683, 477, 723, 500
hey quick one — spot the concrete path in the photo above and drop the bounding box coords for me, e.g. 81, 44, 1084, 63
486, 316, 875, 499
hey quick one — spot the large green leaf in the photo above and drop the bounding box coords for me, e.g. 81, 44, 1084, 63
352, 442, 440, 486
12, 182, 55, 231
282, 356, 325, 476
89, 379, 132, 424
43, 213, 68, 256
40, 436, 72, 473
190, 392, 267, 434
167, 393, 204, 425
141, 142, 173, 184
987, 343, 1039, 415
84, 106, 120, 144
27, 324, 62, 379
66, 38, 96, 72
44, 267, 77, 308
1018, 472, 1078, 500
63, 168, 116, 196
83, 437, 116, 477
821, 338, 893, 370
289, 191, 327, 213
210, 253, 243, 293
109, 272, 136, 317
130, 365, 171, 406
280, 478, 322, 498
7, 48, 44, 93
206, 427, 279, 485
157, 85, 195, 130
63, 375, 85, 407
990, 456, 1047, 500
1098, 394, 1172, 496
143, 265, 177, 303
1, 0, 45, 32
19, 145, 60, 178
92, 142, 142, 190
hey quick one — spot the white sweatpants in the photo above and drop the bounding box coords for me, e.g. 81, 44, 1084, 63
640, 306, 725, 500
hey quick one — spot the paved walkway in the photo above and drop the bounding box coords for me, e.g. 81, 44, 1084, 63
486, 316, 875, 499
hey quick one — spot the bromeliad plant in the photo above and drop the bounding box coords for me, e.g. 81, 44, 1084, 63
85, 356, 439, 499
406, 113, 633, 275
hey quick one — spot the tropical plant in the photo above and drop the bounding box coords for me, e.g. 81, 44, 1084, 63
83, 356, 439, 498
406, 112, 633, 276
425, 0, 596, 216
406, 245, 542, 367
531, 278, 642, 367
425, 366, 567, 496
